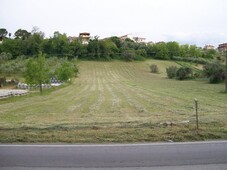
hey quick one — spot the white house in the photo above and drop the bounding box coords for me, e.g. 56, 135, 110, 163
204, 45, 215, 50
79, 32, 90, 44
133, 36, 146, 43
119, 34, 134, 41
119, 34, 146, 43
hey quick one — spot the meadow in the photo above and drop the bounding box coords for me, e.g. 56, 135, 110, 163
0, 60, 226, 143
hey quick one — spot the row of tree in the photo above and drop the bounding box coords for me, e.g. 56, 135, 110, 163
0, 28, 220, 61
149, 61, 225, 84
24, 53, 78, 94
0, 52, 79, 94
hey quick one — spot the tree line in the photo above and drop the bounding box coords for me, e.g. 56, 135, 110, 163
0, 28, 220, 62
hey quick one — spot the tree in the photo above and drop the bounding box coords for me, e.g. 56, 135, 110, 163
24, 53, 49, 94
42, 38, 53, 55
110, 36, 122, 49
146, 44, 156, 58
0, 52, 12, 61
99, 39, 118, 60
87, 36, 100, 60
153, 42, 169, 60
121, 38, 136, 49
14, 29, 31, 40
69, 38, 81, 58
50, 31, 70, 56
203, 61, 225, 84
121, 49, 136, 61
180, 44, 190, 57
0, 28, 8, 38
166, 66, 178, 79
27, 31, 44, 55
176, 67, 193, 80
55, 61, 75, 82
0, 77, 6, 88
203, 49, 217, 59
166, 41, 180, 59
189, 45, 202, 58
135, 49, 146, 60
0, 38, 28, 58
0, 57, 26, 76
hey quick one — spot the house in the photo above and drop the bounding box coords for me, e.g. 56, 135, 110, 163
119, 34, 134, 41
217, 43, 227, 52
204, 45, 215, 50
133, 36, 146, 43
79, 32, 90, 44
119, 34, 146, 43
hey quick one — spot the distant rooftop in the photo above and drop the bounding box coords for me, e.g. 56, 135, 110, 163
79, 32, 90, 36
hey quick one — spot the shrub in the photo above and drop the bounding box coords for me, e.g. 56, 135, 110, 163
134, 55, 145, 61
166, 66, 178, 79
0, 59, 26, 75
150, 64, 159, 73
55, 61, 75, 82
0, 77, 6, 88
0, 52, 12, 61
176, 67, 193, 80
121, 49, 136, 61
203, 61, 225, 83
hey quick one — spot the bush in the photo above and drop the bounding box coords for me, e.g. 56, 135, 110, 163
176, 67, 193, 80
134, 55, 145, 61
0, 59, 26, 75
0, 52, 12, 61
166, 66, 178, 79
0, 77, 6, 88
55, 61, 75, 82
150, 64, 159, 73
203, 61, 225, 83
121, 49, 136, 61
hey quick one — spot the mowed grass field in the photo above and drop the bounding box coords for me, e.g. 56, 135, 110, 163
0, 60, 227, 143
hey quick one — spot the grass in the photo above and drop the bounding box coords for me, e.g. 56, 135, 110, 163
0, 60, 227, 143
175, 61, 202, 74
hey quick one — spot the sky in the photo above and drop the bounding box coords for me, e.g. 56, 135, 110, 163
1, 0, 227, 47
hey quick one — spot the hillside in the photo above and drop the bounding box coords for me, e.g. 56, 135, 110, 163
0, 60, 226, 143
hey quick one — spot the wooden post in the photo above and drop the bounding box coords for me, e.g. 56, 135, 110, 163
194, 98, 198, 130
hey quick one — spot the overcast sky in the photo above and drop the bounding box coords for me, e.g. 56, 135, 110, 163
1, 0, 227, 47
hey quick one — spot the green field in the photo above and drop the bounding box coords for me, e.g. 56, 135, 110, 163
0, 60, 227, 143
